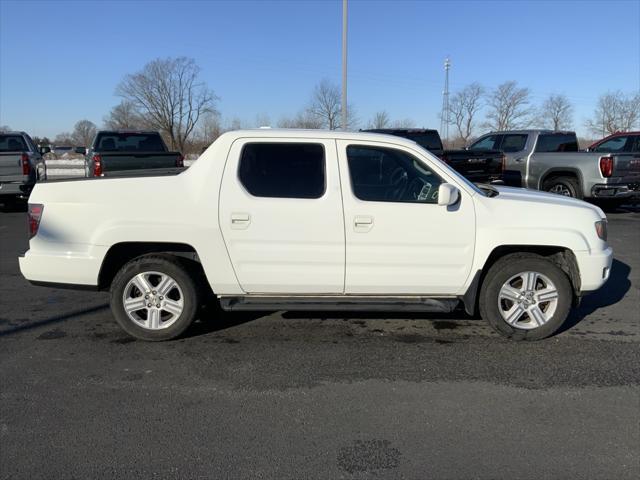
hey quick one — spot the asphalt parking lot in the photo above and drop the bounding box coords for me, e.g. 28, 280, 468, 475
1, 204, 638, 479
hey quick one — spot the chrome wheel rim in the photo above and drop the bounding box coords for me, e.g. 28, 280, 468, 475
548, 184, 572, 197
122, 271, 184, 330
498, 271, 559, 330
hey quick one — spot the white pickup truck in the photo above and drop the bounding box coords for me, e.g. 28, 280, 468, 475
20, 130, 612, 341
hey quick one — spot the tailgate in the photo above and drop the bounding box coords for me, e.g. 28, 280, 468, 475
0, 153, 24, 178
100, 152, 181, 175
612, 153, 640, 179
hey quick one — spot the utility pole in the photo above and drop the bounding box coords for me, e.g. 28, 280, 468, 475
440, 57, 451, 143
341, 0, 348, 131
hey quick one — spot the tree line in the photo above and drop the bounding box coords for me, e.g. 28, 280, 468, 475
8, 56, 638, 153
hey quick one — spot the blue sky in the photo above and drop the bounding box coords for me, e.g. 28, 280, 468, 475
1, 0, 639, 138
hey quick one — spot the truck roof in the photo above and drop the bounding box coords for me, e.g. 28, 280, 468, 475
217, 128, 427, 147
0, 131, 28, 136
485, 129, 576, 135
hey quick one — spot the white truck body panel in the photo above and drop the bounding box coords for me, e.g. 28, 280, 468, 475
20, 130, 612, 298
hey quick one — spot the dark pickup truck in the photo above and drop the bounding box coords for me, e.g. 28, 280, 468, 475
363, 128, 503, 183
84, 131, 184, 177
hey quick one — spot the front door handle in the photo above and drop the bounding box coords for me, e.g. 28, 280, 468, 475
230, 213, 251, 230
354, 215, 374, 232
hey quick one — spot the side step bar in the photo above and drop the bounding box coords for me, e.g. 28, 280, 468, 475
219, 295, 460, 313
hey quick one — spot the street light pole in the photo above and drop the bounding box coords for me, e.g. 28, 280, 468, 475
341, 0, 348, 131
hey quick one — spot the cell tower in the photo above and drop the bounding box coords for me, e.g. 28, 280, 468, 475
440, 57, 451, 143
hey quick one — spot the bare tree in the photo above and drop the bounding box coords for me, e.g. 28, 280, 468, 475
585, 91, 640, 136
448, 82, 485, 142
538, 94, 573, 130
103, 100, 146, 130
71, 120, 97, 147
308, 79, 356, 130
53, 132, 74, 146
483, 81, 532, 131
391, 118, 416, 128
254, 113, 271, 128
116, 57, 218, 151
277, 110, 324, 129
0, 125, 11, 132
368, 111, 391, 129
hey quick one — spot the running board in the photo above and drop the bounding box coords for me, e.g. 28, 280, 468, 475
218, 295, 459, 313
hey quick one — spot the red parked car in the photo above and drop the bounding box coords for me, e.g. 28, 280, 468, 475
587, 132, 640, 153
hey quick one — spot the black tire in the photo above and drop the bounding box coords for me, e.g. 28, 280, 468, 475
479, 253, 573, 341
542, 176, 582, 199
110, 254, 201, 341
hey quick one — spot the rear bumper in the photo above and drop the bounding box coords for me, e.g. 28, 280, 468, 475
18, 244, 107, 287
575, 247, 613, 292
591, 183, 640, 199
0, 179, 34, 197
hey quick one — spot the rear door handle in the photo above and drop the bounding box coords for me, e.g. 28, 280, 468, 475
230, 213, 251, 230
354, 215, 374, 232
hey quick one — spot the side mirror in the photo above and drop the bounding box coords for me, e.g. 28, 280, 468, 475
39, 146, 51, 155
438, 184, 460, 207
74, 146, 86, 154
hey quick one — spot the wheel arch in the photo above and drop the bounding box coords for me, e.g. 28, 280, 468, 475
461, 245, 580, 316
539, 168, 584, 191
97, 242, 204, 291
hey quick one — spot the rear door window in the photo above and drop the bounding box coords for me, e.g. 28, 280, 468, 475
0, 135, 27, 152
535, 134, 578, 152
469, 135, 500, 151
499, 134, 528, 152
238, 143, 326, 199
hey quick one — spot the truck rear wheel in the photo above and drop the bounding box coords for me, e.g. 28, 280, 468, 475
110, 255, 201, 341
479, 253, 573, 341
542, 176, 582, 199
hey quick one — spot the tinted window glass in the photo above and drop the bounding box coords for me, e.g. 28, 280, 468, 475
0, 135, 27, 152
593, 136, 628, 153
469, 135, 500, 151
535, 134, 578, 152
239, 143, 325, 199
403, 132, 443, 151
500, 134, 528, 152
95, 133, 166, 152
347, 145, 443, 203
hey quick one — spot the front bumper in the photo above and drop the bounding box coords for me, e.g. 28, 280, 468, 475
575, 247, 613, 292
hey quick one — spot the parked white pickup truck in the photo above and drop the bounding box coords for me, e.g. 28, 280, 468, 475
20, 130, 612, 341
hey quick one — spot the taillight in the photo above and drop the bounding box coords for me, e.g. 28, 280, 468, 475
21, 153, 30, 175
595, 220, 608, 241
599, 156, 613, 177
176, 154, 184, 168
92, 154, 103, 177
28, 204, 44, 239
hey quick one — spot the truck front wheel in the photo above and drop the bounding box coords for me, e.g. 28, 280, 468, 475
479, 253, 573, 341
110, 255, 201, 341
